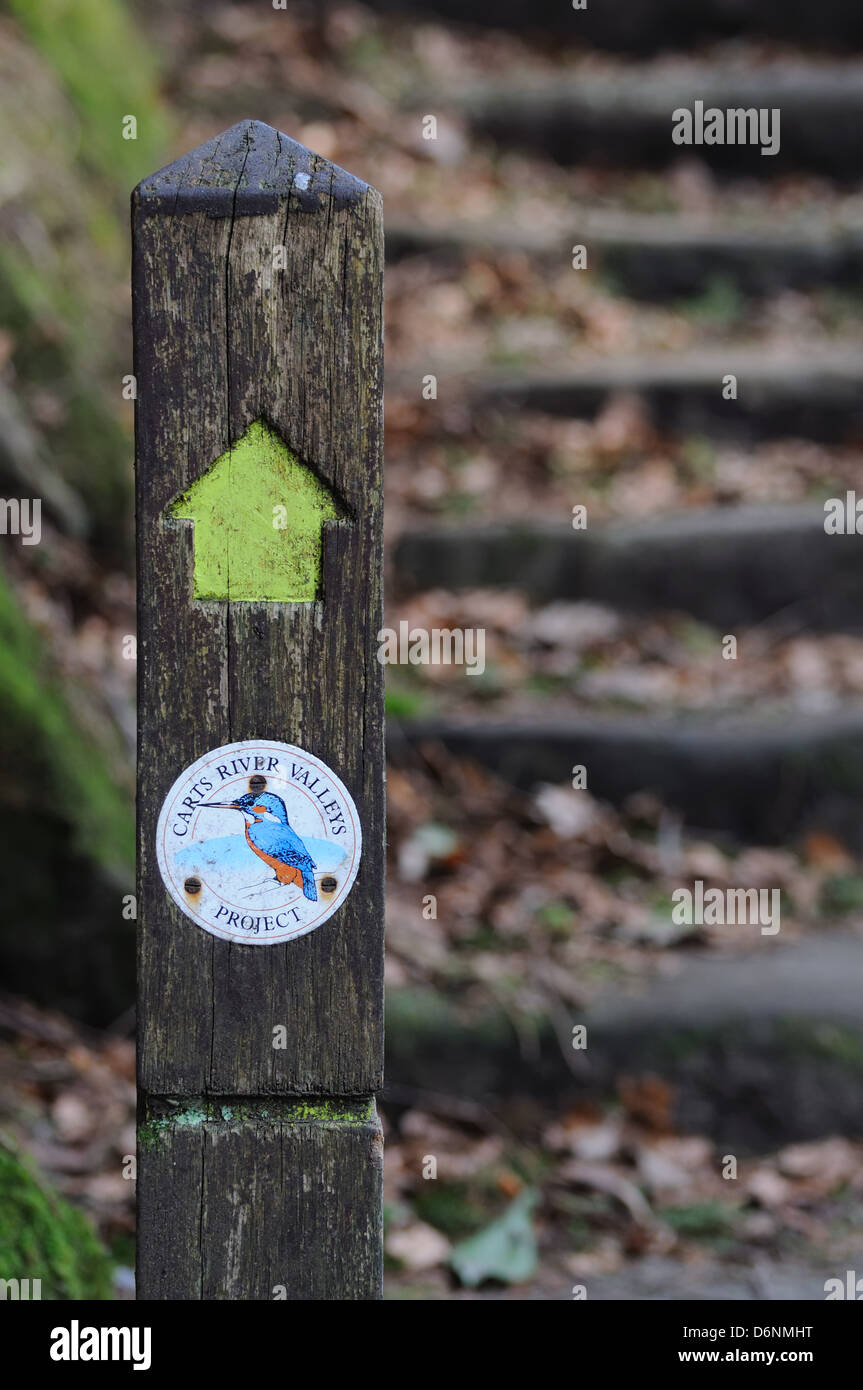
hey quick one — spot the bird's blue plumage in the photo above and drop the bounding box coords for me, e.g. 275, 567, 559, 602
246, 820, 318, 901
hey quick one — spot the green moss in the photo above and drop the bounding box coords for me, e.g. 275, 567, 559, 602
386, 986, 517, 1049
0, 568, 134, 873
414, 1179, 501, 1241
0, 28, 140, 560
0, 3, 173, 561
660, 1200, 739, 1245
536, 900, 577, 939
8, 0, 170, 190
384, 687, 431, 720
139, 1097, 378, 1145
676, 274, 745, 327
820, 873, 863, 919
282, 1099, 377, 1126
0, 1140, 112, 1300
618, 1017, 863, 1072
774, 1019, 863, 1070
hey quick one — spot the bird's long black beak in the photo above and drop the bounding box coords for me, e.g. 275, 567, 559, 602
206, 800, 240, 809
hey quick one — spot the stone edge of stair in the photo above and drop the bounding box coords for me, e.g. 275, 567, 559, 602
385, 937, 863, 1150
388, 708, 863, 846
392, 505, 863, 628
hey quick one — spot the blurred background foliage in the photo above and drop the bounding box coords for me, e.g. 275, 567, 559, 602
0, 0, 170, 1024
0, 0, 165, 1290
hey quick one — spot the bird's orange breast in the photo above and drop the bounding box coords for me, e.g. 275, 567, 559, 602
245, 824, 303, 888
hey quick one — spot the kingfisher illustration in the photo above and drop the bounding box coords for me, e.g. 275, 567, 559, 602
206, 791, 318, 901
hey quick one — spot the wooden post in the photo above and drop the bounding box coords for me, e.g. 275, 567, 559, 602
133, 121, 384, 1300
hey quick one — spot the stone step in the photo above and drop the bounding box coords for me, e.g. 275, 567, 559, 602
393, 505, 863, 630
363, 0, 863, 54
388, 708, 863, 847
456, 349, 863, 444
454, 63, 863, 178
471, 1258, 852, 1301
386, 213, 863, 301
386, 935, 863, 1151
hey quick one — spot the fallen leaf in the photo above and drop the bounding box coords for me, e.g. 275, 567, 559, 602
558, 1159, 653, 1226
533, 784, 601, 839
449, 1189, 539, 1288
777, 1138, 860, 1186
387, 1222, 451, 1271
618, 1075, 675, 1133
544, 1115, 623, 1163
746, 1167, 792, 1208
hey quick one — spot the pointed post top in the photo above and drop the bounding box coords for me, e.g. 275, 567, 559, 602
134, 118, 372, 216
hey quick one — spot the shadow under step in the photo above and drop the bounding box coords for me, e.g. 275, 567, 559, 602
386, 935, 863, 1151
453, 63, 863, 179
393, 505, 863, 630
387, 213, 863, 302
389, 708, 863, 848
363, 0, 863, 54
456, 350, 863, 444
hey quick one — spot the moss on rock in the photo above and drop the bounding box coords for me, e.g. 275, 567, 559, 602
0, 1140, 113, 1300
0, 569, 133, 873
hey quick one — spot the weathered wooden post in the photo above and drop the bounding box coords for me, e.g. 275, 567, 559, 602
133, 120, 384, 1300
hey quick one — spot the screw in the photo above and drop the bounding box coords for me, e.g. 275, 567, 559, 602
249, 775, 267, 793
184, 877, 202, 895
321, 876, 338, 893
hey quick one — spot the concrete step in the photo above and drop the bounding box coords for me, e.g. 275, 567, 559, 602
393, 505, 863, 630
387, 212, 863, 301
454, 63, 863, 178
388, 708, 863, 847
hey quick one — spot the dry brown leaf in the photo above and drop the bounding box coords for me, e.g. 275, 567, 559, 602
387, 1222, 451, 1271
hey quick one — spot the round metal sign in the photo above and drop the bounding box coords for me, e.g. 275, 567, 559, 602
155, 740, 361, 944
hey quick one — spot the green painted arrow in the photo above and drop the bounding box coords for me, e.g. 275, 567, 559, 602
168, 419, 345, 602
